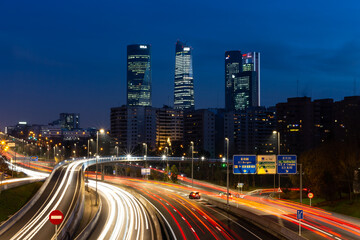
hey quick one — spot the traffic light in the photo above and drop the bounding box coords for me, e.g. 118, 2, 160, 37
222, 163, 226, 168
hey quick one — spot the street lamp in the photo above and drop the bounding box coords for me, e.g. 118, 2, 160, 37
225, 137, 229, 207
143, 143, 147, 160
96, 128, 105, 205
87, 139, 93, 158
115, 146, 119, 157
191, 141, 194, 188
273, 130, 281, 198
165, 146, 169, 170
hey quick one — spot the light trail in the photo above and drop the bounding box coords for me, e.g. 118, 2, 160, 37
88, 180, 152, 240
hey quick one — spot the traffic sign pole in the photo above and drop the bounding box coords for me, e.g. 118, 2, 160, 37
299, 219, 301, 236
55, 225, 58, 240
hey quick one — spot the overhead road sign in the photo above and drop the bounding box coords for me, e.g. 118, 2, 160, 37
257, 155, 276, 174
7, 143, 15, 147
277, 155, 297, 174
233, 155, 257, 174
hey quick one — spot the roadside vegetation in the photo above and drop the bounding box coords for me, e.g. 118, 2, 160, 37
0, 182, 43, 222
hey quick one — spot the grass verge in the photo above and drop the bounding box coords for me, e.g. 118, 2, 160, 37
0, 182, 43, 222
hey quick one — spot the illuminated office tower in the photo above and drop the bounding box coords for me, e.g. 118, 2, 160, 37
127, 44, 152, 106
225, 51, 242, 112
174, 41, 195, 111
242, 52, 260, 106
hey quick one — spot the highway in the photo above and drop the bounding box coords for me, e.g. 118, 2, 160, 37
0, 161, 84, 240
177, 176, 360, 240
86, 180, 159, 240
99, 175, 278, 240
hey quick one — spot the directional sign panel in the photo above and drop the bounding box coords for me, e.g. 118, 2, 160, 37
141, 168, 151, 176
233, 155, 257, 174
257, 155, 276, 174
277, 155, 297, 174
30, 156, 38, 161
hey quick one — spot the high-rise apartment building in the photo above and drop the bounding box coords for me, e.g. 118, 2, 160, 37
110, 106, 157, 152
225, 51, 260, 111
156, 106, 184, 147
174, 41, 195, 111
127, 44, 152, 107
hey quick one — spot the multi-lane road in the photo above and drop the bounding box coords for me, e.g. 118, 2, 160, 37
2, 156, 360, 240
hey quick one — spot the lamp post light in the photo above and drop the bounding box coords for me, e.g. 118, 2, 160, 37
225, 137, 229, 207
273, 131, 281, 199
191, 141, 194, 188
95, 128, 105, 205
165, 146, 169, 170
87, 139, 93, 158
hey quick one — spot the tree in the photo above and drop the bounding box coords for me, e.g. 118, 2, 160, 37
170, 165, 178, 183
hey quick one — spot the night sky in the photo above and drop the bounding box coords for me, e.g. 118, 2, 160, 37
1, 0, 360, 130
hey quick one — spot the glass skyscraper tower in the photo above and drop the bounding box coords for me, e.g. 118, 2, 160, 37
225, 51, 260, 111
127, 44, 152, 106
174, 40, 195, 111
225, 51, 242, 112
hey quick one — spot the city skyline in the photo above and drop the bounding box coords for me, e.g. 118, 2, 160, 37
1, 0, 360, 130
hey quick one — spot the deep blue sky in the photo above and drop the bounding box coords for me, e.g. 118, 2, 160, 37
1, 0, 360, 130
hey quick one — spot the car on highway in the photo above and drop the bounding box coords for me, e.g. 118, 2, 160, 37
189, 191, 201, 199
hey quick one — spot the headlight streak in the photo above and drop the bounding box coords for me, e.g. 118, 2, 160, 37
140, 195, 177, 240
10, 161, 83, 240
88, 180, 152, 240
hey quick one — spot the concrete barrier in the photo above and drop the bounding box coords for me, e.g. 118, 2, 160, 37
205, 197, 308, 240
74, 189, 102, 240
57, 168, 85, 240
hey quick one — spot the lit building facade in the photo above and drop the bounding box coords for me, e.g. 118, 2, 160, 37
225, 51, 242, 112
242, 52, 260, 106
156, 106, 184, 147
127, 44, 152, 107
225, 51, 260, 112
174, 41, 195, 111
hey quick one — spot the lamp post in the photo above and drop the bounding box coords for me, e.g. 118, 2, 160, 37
96, 128, 105, 205
87, 139, 93, 158
165, 146, 169, 170
225, 137, 229, 207
191, 141, 194, 188
273, 131, 281, 198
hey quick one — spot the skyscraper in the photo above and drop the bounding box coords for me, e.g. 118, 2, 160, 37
174, 40, 195, 111
224, 51, 260, 111
127, 44, 152, 107
242, 52, 260, 106
225, 51, 242, 112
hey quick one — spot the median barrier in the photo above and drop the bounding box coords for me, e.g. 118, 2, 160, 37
57, 168, 85, 240
74, 188, 102, 240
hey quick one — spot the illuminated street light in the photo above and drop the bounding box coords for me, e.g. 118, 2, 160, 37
191, 141, 194, 188
96, 128, 105, 205
225, 137, 229, 207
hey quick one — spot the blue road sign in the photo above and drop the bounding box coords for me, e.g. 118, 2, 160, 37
30, 156, 38, 161
297, 210, 303, 220
233, 155, 257, 174
277, 155, 297, 174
